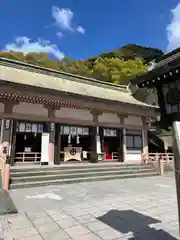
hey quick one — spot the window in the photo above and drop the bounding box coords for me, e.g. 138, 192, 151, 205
126, 130, 142, 149
126, 135, 134, 148
134, 135, 142, 148
16, 122, 43, 133
61, 126, 89, 135
103, 128, 117, 137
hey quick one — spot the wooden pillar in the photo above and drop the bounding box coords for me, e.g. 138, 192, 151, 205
54, 123, 61, 165
118, 114, 127, 162
142, 117, 149, 154
99, 127, 104, 153
10, 120, 17, 166
44, 105, 61, 164
90, 110, 102, 162
49, 122, 55, 165
89, 126, 98, 163
122, 128, 126, 162
117, 129, 123, 162
42, 122, 56, 165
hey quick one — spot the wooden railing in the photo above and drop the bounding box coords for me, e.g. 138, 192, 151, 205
15, 152, 41, 163
146, 153, 174, 175
148, 153, 174, 162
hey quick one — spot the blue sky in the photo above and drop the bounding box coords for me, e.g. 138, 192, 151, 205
1, 0, 180, 60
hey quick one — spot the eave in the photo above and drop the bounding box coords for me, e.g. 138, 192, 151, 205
131, 54, 180, 88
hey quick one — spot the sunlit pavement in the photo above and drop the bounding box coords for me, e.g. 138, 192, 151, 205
0, 173, 178, 239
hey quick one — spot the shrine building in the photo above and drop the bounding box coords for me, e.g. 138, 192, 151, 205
0, 57, 157, 165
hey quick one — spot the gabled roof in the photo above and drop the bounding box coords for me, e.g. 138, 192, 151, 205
0, 57, 155, 108
130, 48, 180, 87
154, 47, 180, 65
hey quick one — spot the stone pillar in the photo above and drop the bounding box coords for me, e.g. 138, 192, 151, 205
0, 100, 19, 164
54, 123, 61, 165
172, 123, 180, 235
142, 117, 149, 154
0, 119, 3, 143
0, 119, 14, 165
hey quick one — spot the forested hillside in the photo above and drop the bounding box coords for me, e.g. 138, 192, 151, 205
0, 44, 164, 103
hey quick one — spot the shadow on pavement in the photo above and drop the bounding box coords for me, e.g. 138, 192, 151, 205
97, 209, 178, 239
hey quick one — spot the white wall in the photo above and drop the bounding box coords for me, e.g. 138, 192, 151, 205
98, 113, 120, 124
13, 103, 48, 117
126, 150, 141, 162
124, 116, 142, 126
55, 108, 93, 121
0, 103, 4, 113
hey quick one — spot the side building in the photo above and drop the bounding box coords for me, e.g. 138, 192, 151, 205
0, 57, 157, 165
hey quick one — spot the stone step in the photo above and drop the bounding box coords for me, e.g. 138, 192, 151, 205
9, 163, 159, 189
10, 163, 152, 173
10, 165, 153, 177
9, 172, 159, 189
11, 168, 156, 183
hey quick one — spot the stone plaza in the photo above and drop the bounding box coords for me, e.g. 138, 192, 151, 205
0, 174, 178, 239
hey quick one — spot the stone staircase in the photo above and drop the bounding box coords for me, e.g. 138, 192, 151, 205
9, 163, 159, 189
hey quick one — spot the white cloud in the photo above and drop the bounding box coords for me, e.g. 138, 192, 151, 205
166, 3, 180, 51
4, 36, 64, 59
52, 7, 73, 31
76, 26, 85, 34
52, 6, 86, 34
56, 32, 63, 38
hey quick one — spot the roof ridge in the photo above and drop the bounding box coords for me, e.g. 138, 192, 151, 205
0, 57, 129, 93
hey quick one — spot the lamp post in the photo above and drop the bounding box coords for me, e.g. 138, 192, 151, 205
130, 48, 180, 235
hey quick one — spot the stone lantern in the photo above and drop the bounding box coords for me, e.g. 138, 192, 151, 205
130, 47, 180, 235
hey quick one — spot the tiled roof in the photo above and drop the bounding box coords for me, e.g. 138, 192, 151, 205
0, 57, 155, 108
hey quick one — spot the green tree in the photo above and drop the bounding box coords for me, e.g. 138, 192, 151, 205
0, 43, 163, 105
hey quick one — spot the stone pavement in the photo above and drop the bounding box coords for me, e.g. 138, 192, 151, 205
0, 173, 179, 239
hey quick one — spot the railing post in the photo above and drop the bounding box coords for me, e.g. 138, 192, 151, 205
158, 154, 164, 176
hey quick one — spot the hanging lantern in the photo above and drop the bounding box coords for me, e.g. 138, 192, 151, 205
76, 135, 80, 144
50, 122, 55, 132
68, 134, 71, 144
5, 120, 10, 130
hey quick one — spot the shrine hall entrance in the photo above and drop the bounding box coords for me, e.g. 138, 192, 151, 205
14, 122, 44, 163
102, 128, 123, 161
59, 125, 123, 163
60, 125, 91, 162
